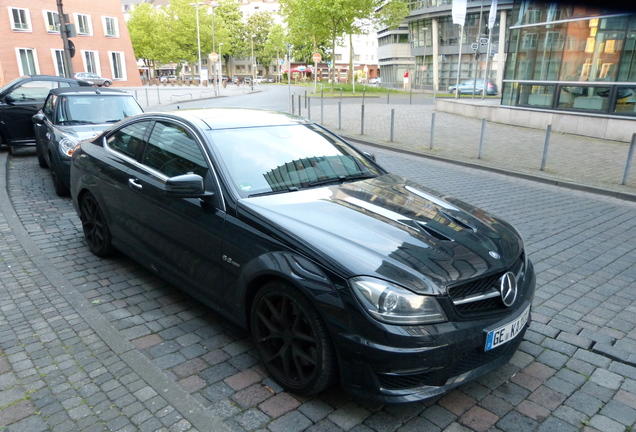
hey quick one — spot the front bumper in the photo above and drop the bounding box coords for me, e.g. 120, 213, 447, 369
333, 261, 535, 403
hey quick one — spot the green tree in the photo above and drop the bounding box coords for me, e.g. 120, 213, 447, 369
162, 0, 213, 79
280, 0, 408, 89
264, 24, 287, 79
243, 12, 275, 78
127, 3, 170, 77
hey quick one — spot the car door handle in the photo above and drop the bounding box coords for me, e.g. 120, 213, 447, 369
128, 178, 142, 190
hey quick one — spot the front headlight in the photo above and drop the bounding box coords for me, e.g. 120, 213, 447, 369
59, 137, 79, 158
350, 276, 447, 325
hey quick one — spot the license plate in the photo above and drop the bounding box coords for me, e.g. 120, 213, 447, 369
485, 305, 530, 351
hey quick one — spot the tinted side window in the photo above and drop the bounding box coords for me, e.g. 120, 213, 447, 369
143, 121, 208, 178
107, 121, 149, 158
9, 80, 56, 102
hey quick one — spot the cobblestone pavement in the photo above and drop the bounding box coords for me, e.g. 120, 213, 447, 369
0, 87, 635, 431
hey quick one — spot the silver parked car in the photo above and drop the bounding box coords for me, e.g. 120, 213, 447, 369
74, 72, 113, 87
448, 79, 498, 96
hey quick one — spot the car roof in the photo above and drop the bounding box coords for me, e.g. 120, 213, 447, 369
26, 74, 79, 82
146, 108, 311, 130
48, 87, 129, 96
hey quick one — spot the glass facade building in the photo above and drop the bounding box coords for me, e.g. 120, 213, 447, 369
503, 2, 636, 116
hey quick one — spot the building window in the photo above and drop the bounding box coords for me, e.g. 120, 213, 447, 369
521, 33, 538, 50
10, 8, 31, 31
110, 52, 125, 80
53, 49, 66, 76
83, 51, 99, 74
44, 10, 60, 32
76, 14, 92, 35
103, 17, 118, 37
17, 48, 37, 75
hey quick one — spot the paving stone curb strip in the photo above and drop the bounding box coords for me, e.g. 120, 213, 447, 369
0, 86, 635, 432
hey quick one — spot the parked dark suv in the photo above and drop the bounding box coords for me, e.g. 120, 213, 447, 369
0, 75, 90, 154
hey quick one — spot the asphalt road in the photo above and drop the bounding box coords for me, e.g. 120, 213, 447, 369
1, 86, 635, 431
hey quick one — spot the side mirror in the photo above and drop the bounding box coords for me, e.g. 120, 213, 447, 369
4, 94, 16, 104
33, 113, 46, 125
363, 152, 376, 162
165, 174, 210, 198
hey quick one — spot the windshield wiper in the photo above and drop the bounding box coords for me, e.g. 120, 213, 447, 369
248, 187, 299, 198
60, 120, 96, 125
308, 173, 376, 187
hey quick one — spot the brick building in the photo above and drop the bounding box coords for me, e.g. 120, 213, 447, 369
1, 0, 142, 87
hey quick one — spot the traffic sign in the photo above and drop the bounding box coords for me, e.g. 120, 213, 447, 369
312, 53, 322, 63
471, 42, 479, 51
210, 52, 218, 61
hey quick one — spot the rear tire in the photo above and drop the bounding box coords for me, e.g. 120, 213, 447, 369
251, 281, 337, 395
79, 192, 114, 257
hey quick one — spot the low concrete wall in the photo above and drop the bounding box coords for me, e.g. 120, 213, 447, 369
435, 98, 635, 143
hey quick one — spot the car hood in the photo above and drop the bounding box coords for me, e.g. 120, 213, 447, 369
58, 124, 113, 141
238, 174, 523, 294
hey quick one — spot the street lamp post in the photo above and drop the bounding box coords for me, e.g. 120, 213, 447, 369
190, 2, 204, 85
211, 3, 219, 95
219, 42, 223, 94
250, 34, 256, 91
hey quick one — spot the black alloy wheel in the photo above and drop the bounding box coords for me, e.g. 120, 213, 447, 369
251, 281, 337, 395
79, 193, 114, 257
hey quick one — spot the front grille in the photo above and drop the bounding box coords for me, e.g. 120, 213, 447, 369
448, 252, 525, 317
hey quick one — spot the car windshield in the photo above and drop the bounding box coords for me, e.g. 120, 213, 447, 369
208, 124, 384, 197
58, 95, 143, 125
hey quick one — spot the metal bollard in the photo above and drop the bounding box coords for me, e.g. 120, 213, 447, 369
298, 95, 301, 116
361, 105, 365, 135
338, 102, 342, 130
321, 96, 324, 124
363, 89, 366, 105
304, 91, 307, 108
409, 89, 412, 105
429, 112, 435, 150
157, 86, 161, 104
145, 87, 149, 107
622, 133, 636, 185
291, 94, 295, 114
308, 97, 311, 120
478, 118, 486, 159
390, 109, 395, 142
387, 89, 390, 104
540, 124, 552, 171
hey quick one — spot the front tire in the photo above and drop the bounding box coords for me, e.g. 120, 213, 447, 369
36, 143, 48, 168
251, 281, 337, 395
103, 81, 111, 87
79, 192, 114, 257
50, 162, 69, 197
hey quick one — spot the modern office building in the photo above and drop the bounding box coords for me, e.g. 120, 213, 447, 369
1, 0, 142, 87
503, 1, 636, 117
380, 0, 513, 91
